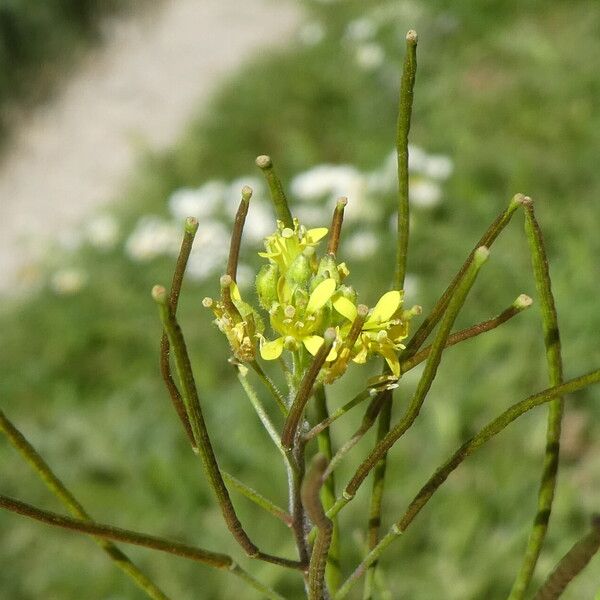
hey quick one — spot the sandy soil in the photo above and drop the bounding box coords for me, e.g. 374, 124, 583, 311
0, 0, 299, 294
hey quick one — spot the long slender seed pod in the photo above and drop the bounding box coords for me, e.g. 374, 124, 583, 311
302, 454, 334, 600
256, 155, 293, 227
402, 193, 525, 359
227, 186, 252, 281
327, 197, 348, 255
401, 294, 533, 373
0, 495, 285, 600
344, 247, 489, 499
0, 411, 170, 600
334, 368, 600, 599
152, 286, 302, 570
282, 329, 336, 450
509, 197, 565, 600
395, 30, 418, 290
363, 392, 393, 600
533, 515, 600, 600
160, 216, 199, 448
314, 385, 341, 593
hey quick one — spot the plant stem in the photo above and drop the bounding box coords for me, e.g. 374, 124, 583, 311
402, 193, 525, 359
222, 471, 292, 527
0, 494, 285, 600
314, 385, 341, 593
152, 286, 302, 570
227, 186, 252, 281
250, 360, 289, 416
334, 368, 600, 599
327, 197, 347, 256
343, 246, 489, 500
282, 330, 335, 451
533, 515, 600, 600
302, 454, 334, 600
160, 216, 199, 449
395, 30, 418, 290
363, 391, 393, 600
256, 155, 293, 228
509, 198, 565, 600
0, 410, 170, 600
401, 294, 533, 373
304, 389, 373, 442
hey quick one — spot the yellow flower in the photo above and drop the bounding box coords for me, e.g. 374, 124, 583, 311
259, 277, 338, 361
258, 219, 328, 273
332, 290, 411, 377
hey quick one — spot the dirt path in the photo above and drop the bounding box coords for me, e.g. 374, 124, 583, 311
0, 0, 299, 294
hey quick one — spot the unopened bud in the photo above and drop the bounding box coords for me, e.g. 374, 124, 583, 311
255, 263, 279, 310
286, 252, 312, 286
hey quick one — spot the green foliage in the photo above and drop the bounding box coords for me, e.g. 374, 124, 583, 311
1, 1, 600, 598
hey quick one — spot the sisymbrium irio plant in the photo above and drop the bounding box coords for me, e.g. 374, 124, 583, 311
2, 30, 600, 600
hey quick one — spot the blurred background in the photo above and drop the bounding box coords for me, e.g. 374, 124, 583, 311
1, 1, 599, 598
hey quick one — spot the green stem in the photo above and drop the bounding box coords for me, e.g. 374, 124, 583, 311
314, 385, 341, 593
402, 193, 524, 359
343, 246, 489, 500
509, 198, 565, 600
533, 515, 600, 600
152, 286, 302, 571
401, 294, 532, 373
395, 30, 418, 290
0, 410, 170, 600
302, 455, 334, 600
255, 155, 293, 228
281, 330, 335, 451
237, 369, 286, 457
304, 389, 373, 442
363, 392, 393, 600
222, 471, 292, 527
334, 368, 600, 599
250, 360, 289, 416
0, 494, 284, 600
160, 216, 199, 449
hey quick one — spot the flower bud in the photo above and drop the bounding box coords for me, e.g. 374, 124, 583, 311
316, 254, 340, 284
255, 263, 279, 310
337, 284, 357, 305
286, 251, 312, 287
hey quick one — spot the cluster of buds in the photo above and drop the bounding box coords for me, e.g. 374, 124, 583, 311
204, 161, 420, 384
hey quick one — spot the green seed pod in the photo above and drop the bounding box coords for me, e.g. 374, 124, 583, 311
316, 253, 340, 284
286, 251, 312, 287
256, 263, 279, 310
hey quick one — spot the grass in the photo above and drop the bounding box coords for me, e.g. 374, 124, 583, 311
1, 0, 600, 598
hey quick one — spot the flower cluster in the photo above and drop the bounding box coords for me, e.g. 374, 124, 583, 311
205, 214, 420, 384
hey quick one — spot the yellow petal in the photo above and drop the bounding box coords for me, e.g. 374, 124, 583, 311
305, 227, 328, 244
303, 335, 324, 356
379, 345, 401, 377
306, 278, 336, 313
366, 291, 401, 326
260, 337, 284, 360
326, 347, 337, 362
333, 296, 358, 321
230, 281, 241, 302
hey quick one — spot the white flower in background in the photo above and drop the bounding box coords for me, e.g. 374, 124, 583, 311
422, 154, 454, 180
241, 200, 274, 242
168, 180, 226, 221
291, 164, 362, 203
293, 204, 330, 227
408, 144, 428, 173
184, 220, 230, 282
345, 18, 377, 42
57, 229, 82, 252
343, 230, 379, 260
355, 43, 385, 70
125, 216, 180, 261
86, 214, 119, 250
403, 273, 420, 299
235, 263, 254, 289
193, 219, 230, 249
50, 268, 87, 295
299, 22, 325, 46
410, 178, 442, 208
